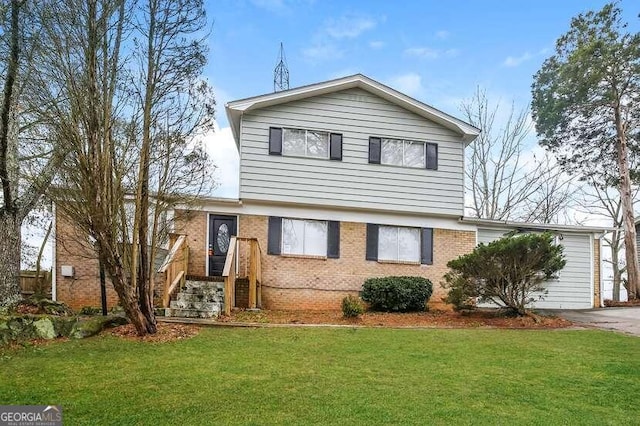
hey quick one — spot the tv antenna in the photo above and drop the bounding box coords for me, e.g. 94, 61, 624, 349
274, 42, 289, 92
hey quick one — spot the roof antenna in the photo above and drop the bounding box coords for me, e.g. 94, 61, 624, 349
274, 42, 289, 92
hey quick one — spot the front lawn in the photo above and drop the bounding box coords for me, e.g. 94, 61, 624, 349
1, 327, 639, 424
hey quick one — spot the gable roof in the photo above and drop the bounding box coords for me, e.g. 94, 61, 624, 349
225, 73, 480, 146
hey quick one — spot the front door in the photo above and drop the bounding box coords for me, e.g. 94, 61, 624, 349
208, 215, 237, 276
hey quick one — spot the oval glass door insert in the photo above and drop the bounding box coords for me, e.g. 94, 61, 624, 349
217, 223, 230, 253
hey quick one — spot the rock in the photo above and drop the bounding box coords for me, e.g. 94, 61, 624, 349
33, 318, 56, 339
69, 315, 128, 339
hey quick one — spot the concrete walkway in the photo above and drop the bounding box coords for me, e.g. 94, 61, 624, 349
547, 307, 640, 336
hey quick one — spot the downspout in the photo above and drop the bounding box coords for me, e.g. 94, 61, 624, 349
51, 203, 57, 301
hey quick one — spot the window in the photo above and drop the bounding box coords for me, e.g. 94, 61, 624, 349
282, 218, 328, 256
282, 128, 329, 158
268, 217, 341, 258
378, 226, 421, 262
270, 127, 343, 160
366, 224, 433, 264
369, 136, 437, 169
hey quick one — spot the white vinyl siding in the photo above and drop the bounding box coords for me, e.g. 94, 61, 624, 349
239, 87, 465, 216
282, 218, 327, 256
477, 228, 593, 309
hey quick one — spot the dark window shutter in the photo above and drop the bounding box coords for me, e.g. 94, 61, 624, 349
366, 224, 379, 260
267, 217, 282, 255
369, 137, 381, 164
421, 228, 433, 265
269, 127, 283, 155
330, 133, 343, 161
327, 221, 340, 258
426, 143, 438, 170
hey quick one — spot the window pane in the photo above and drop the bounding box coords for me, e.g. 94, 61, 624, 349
282, 129, 306, 156
378, 226, 398, 261
282, 219, 304, 255
381, 139, 403, 166
306, 131, 329, 158
304, 220, 328, 256
404, 141, 425, 168
398, 227, 420, 262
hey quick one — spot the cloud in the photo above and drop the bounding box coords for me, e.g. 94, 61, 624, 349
503, 52, 533, 67
369, 40, 385, 49
435, 30, 450, 40
249, 0, 290, 14
204, 124, 239, 199
302, 44, 343, 61
388, 73, 424, 98
404, 47, 439, 59
444, 48, 460, 58
325, 15, 376, 39
212, 85, 233, 127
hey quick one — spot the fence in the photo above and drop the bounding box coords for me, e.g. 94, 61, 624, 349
19, 271, 52, 298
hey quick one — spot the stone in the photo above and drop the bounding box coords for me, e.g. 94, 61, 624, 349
33, 318, 56, 339
69, 315, 128, 339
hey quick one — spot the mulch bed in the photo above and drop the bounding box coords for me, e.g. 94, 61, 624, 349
220, 309, 572, 329
603, 299, 640, 307
109, 323, 201, 342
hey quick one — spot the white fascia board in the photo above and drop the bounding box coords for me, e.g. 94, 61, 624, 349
182, 199, 476, 231
461, 217, 613, 234
225, 74, 480, 147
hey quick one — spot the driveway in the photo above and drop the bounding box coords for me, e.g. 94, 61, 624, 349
547, 307, 640, 336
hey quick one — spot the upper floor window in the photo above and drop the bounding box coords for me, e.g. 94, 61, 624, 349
369, 136, 437, 170
283, 128, 329, 158
269, 127, 343, 160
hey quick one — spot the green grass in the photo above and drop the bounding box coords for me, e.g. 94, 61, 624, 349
1, 328, 639, 425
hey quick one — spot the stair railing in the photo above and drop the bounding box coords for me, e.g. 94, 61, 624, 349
222, 236, 238, 315
236, 237, 262, 310
158, 234, 189, 308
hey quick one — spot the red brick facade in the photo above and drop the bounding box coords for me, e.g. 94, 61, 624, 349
175, 212, 476, 311
54, 214, 120, 311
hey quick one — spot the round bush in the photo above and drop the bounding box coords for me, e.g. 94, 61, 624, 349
361, 276, 433, 312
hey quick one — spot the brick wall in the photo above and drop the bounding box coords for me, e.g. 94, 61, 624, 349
55, 214, 120, 311
177, 211, 476, 311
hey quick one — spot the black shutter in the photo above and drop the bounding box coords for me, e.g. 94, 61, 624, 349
366, 223, 379, 260
426, 143, 438, 170
327, 221, 340, 258
421, 228, 433, 265
369, 137, 381, 164
269, 127, 283, 155
267, 217, 282, 255
330, 133, 343, 161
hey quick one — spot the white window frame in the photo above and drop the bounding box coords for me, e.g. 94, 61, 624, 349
381, 138, 426, 168
282, 128, 330, 159
378, 225, 421, 263
281, 218, 328, 256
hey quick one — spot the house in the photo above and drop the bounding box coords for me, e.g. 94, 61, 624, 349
52, 74, 605, 315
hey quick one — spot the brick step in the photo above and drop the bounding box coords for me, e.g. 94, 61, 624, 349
186, 275, 224, 282
170, 299, 222, 311
185, 280, 224, 291
164, 307, 220, 319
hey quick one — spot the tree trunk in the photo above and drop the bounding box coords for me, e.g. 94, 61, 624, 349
614, 106, 640, 299
0, 214, 22, 307
99, 248, 156, 335
611, 231, 621, 302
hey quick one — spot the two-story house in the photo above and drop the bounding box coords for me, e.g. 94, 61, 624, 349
53, 74, 605, 315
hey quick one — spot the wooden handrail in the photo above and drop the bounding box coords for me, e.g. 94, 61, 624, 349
160, 235, 189, 308
222, 236, 238, 315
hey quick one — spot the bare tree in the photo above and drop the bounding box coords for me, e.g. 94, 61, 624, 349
577, 176, 639, 301
461, 88, 576, 223
45, 0, 214, 335
0, 1, 66, 307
